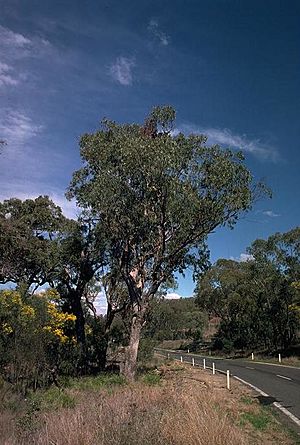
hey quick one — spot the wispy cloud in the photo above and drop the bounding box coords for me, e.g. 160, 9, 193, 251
262, 210, 280, 218
0, 110, 43, 155
109, 56, 135, 86
0, 25, 51, 89
0, 25, 50, 59
148, 19, 170, 46
0, 62, 19, 87
176, 124, 279, 162
0, 25, 31, 51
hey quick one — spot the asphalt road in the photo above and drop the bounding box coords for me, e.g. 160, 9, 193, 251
155, 348, 300, 427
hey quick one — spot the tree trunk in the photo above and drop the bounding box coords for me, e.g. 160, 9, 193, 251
70, 289, 86, 345
98, 303, 116, 370
122, 312, 143, 381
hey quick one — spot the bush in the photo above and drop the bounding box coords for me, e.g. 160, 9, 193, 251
0, 290, 78, 393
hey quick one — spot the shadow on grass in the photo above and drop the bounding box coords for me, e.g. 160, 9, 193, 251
256, 395, 277, 406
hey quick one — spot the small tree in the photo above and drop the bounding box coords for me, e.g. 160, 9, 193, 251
68, 106, 264, 380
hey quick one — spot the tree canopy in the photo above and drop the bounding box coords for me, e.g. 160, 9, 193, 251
67, 105, 263, 379
196, 228, 300, 352
0, 196, 69, 293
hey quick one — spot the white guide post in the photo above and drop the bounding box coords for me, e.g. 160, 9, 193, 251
226, 370, 230, 390
167, 353, 170, 360
212, 362, 215, 375
203, 358, 206, 369
251, 352, 254, 361
192, 357, 195, 366
188, 349, 190, 353
279, 353, 282, 363
180, 356, 183, 363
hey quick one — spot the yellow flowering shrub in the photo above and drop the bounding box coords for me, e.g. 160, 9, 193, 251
0, 289, 76, 344
0, 289, 82, 391
43, 302, 76, 343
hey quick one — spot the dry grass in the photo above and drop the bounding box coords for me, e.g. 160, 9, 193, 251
0, 363, 298, 445
254, 355, 300, 368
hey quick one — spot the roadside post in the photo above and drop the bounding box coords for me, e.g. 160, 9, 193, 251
203, 358, 206, 369
180, 356, 183, 363
226, 370, 230, 390
192, 357, 195, 366
251, 352, 254, 361
212, 362, 215, 375
279, 353, 282, 363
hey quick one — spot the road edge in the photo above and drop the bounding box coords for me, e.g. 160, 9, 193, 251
233, 375, 300, 431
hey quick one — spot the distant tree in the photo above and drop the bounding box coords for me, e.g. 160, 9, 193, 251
144, 297, 205, 342
196, 228, 300, 352
67, 105, 264, 380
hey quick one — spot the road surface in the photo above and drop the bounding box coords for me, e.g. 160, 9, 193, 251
155, 348, 300, 430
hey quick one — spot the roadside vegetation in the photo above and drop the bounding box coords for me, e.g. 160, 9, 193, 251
1, 359, 299, 445
195, 228, 300, 356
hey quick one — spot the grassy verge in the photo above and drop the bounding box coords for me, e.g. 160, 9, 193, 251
250, 355, 300, 368
0, 361, 299, 444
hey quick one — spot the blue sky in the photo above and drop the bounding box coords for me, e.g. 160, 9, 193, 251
1, 0, 299, 300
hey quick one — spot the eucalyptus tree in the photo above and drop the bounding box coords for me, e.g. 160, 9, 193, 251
0, 196, 68, 294
196, 228, 300, 352
67, 106, 263, 380
248, 227, 300, 348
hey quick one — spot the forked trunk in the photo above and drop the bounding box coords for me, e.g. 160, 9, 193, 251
122, 313, 143, 381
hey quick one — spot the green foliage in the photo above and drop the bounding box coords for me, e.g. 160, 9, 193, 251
0, 196, 69, 292
138, 338, 157, 363
16, 399, 41, 439
30, 387, 76, 410
66, 373, 126, 391
0, 289, 78, 393
66, 105, 262, 378
240, 396, 254, 405
196, 227, 300, 352
240, 410, 272, 430
144, 297, 206, 343
142, 372, 161, 386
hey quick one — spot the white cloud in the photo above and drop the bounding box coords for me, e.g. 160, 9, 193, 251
164, 292, 186, 300
148, 19, 170, 46
262, 210, 280, 218
93, 291, 107, 315
110, 56, 135, 86
230, 253, 254, 262
239, 253, 254, 262
176, 124, 279, 162
0, 110, 43, 155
